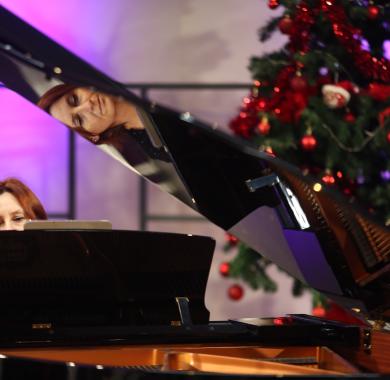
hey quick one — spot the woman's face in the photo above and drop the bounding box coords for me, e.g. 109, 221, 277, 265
0, 192, 26, 231
50, 87, 117, 137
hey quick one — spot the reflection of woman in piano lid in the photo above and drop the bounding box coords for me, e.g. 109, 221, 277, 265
37, 84, 170, 162
0, 178, 47, 231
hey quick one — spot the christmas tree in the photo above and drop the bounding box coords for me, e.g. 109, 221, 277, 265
224, 0, 390, 306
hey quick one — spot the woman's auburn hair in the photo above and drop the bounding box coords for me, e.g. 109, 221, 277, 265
37, 84, 92, 140
37, 84, 125, 145
0, 178, 47, 220
37, 83, 77, 113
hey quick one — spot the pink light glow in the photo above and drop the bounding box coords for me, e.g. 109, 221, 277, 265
0, 88, 69, 213
0, 1, 124, 214
384, 40, 390, 60
1, 0, 117, 72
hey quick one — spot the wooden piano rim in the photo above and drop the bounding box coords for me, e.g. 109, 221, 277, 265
0, 344, 360, 376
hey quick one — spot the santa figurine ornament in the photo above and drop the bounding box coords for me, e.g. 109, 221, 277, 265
321, 81, 357, 109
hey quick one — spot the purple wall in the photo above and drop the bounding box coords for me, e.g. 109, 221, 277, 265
0, 0, 120, 214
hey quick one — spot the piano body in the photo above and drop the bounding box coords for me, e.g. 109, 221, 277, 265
0, 5, 389, 378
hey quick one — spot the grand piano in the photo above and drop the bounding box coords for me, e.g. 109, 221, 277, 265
0, 5, 389, 378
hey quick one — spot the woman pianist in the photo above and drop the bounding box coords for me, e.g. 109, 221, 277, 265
0, 177, 47, 230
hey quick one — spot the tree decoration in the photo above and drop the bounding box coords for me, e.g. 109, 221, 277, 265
322, 171, 336, 184
219, 262, 230, 277
380, 170, 390, 182
226, 233, 238, 246
227, 0, 390, 312
278, 15, 293, 34
288, 1, 315, 53
264, 146, 275, 156
320, 0, 390, 82
322, 84, 351, 108
379, 107, 390, 127
356, 172, 366, 185
268, 0, 279, 10
257, 116, 271, 135
312, 305, 326, 317
344, 111, 356, 123
290, 74, 308, 91
301, 134, 317, 151
368, 83, 390, 101
228, 284, 244, 301
367, 5, 380, 20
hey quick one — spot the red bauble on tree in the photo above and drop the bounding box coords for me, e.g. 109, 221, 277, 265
219, 262, 230, 277
257, 116, 271, 135
379, 108, 390, 127
367, 5, 380, 20
301, 134, 317, 151
387, 132, 390, 143
226, 233, 238, 246
312, 306, 326, 317
268, 0, 279, 10
368, 83, 390, 101
278, 16, 293, 34
228, 284, 244, 301
344, 112, 356, 123
290, 75, 308, 91
322, 172, 336, 185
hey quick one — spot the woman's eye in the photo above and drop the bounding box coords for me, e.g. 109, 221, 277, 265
75, 114, 83, 128
13, 216, 25, 223
71, 113, 84, 129
68, 94, 79, 106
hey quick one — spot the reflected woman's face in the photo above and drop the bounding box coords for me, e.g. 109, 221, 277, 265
0, 192, 26, 231
50, 87, 117, 136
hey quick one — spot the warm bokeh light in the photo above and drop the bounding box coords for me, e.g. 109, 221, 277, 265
313, 183, 322, 192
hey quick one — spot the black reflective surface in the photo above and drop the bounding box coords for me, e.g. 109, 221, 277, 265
0, 229, 214, 333
0, 315, 376, 379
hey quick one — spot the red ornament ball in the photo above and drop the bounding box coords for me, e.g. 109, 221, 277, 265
228, 284, 244, 301
290, 75, 307, 91
387, 131, 390, 143
301, 134, 317, 151
343, 188, 352, 196
312, 306, 326, 317
226, 233, 238, 245
278, 16, 293, 34
367, 5, 380, 20
368, 83, 390, 101
322, 173, 335, 184
219, 262, 230, 277
268, 0, 279, 10
344, 112, 356, 123
257, 117, 271, 135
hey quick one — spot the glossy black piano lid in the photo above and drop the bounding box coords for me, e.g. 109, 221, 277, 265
0, 5, 389, 318
0, 4, 280, 229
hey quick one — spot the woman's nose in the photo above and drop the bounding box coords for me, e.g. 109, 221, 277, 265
77, 97, 96, 113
